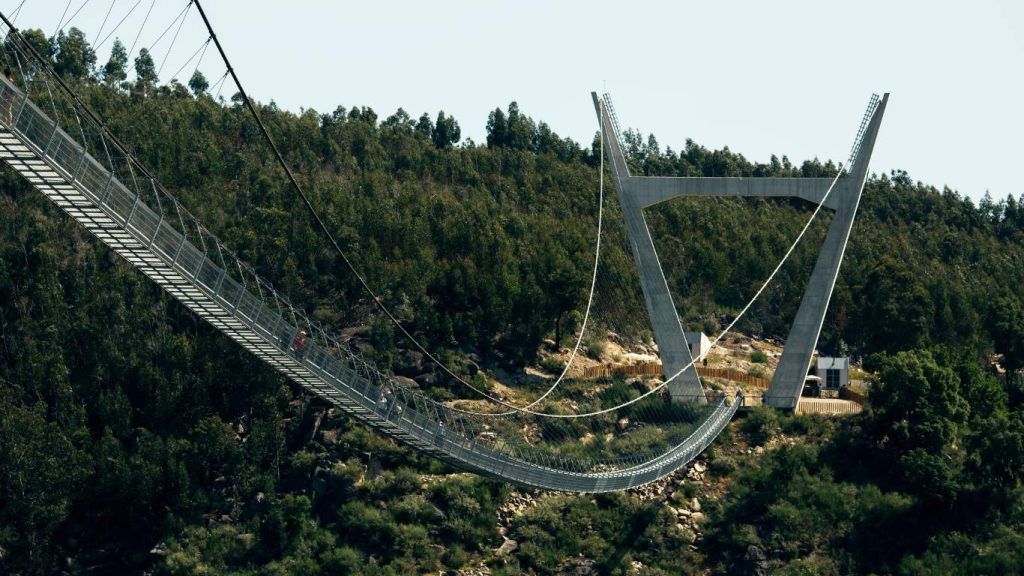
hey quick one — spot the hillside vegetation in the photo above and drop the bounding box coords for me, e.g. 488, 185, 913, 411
1, 28, 1023, 575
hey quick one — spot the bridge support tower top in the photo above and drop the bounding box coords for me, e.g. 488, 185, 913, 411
593, 92, 888, 409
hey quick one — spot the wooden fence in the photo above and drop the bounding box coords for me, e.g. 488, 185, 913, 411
698, 367, 771, 389
581, 362, 771, 389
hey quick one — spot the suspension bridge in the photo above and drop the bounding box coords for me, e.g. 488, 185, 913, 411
0, 4, 885, 492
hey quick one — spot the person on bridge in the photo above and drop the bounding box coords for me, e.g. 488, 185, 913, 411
3, 69, 14, 123
292, 330, 308, 359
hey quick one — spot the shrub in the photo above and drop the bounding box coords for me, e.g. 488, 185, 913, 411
471, 372, 493, 394
584, 339, 606, 360
709, 455, 739, 477
443, 544, 469, 569
748, 366, 769, 380
672, 481, 698, 503
540, 356, 566, 375
750, 350, 769, 364
742, 407, 781, 446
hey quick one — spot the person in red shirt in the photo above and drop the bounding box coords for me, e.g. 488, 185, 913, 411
292, 330, 308, 359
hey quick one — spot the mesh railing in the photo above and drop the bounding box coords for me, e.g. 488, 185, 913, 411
0, 73, 740, 491
846, 94, 880, 173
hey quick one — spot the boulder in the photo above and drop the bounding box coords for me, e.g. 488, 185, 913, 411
392, 375, 419, 389
353, 340, 375, 356
414, 371, 441, 387
744, 545, 770, 576
394, 350, 425, 376
495, 538, 519, 556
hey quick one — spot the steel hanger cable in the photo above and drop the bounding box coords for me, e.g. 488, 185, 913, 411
94, 0, 142, 51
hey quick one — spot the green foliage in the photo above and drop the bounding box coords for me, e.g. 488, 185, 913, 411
506, 493, 701, 574
431, 110, 460, 148
3, 26, 1024, 575
750, 349, 769, 364
742, 407, 781, 446
188, 70, 209, 96
991, 295, 1024, 373
585, 338, 606, 360
103, 39, 128, 85
52, 28, 95, 80
134, 47, 158, 87
705, 442, 917, 574
672, 481, 699, 503
868, 349, 969, 501
708, 346, 1024, 574
748, 365, 768, 379
539, 356, 566, 375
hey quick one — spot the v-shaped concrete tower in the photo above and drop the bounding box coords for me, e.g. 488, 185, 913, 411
593, 92, 888, 408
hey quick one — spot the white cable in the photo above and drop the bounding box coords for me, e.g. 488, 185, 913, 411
454, 100, 610, 416
458, 160, 845, 418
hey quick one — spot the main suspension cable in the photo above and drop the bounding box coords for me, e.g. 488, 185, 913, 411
481, 161, 846, 418
455, 101, 609, 416
0, 7, 847, 421
189, 0, 605, 410
187, 1, 845, 419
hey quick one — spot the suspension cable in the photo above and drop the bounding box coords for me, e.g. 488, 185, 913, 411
126, 0, 154, 59
53, 0, 74, 38
124, 1, 191, 79
188, 0, 847, 419
467, 162, 846, 418
189, 0, 606, 410
455, 100, 608, 416
95, 0, 141, 51
0, 8, 850, 421
55, 0, 92, 36
157, 0, 191, 77
92, 0, 116, 53
8, 0, 25, 25
167, 36, 209, 83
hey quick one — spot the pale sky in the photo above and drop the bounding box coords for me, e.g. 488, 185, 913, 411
8, 0, 1024, 201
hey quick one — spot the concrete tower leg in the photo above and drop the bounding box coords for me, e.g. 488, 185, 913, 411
592, 93, 705, 402
766, 94, 888, 409
591, 92, 888, 409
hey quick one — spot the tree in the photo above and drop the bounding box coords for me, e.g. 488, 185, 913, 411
431, 110, 460, 148
187, 70, 209, 96
134, 48, 158, 90
870, 349, 968, 501
855, 257, 933, 354
15, 28, 53, 65
415, 112, 433, 139
991, 296, 1024, 374
485, 107, 507, 148
103, 39, 128, 85
505, 101, 535, 150
52, 28, 95, 80
382, 107, 413, 132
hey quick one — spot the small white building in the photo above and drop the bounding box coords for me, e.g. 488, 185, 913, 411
684, 332, 712, 362
817, 357, 850, 389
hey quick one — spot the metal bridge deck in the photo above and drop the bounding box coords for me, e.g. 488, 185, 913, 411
0, 77, 738, 492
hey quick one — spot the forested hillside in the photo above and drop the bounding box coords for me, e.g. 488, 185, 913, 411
1, 27, 1023, 575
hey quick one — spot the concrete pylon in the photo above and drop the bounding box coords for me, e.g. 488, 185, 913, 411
592, 92, 888, 408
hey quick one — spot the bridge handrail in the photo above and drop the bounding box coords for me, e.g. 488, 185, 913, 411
0, 75, 737, 491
